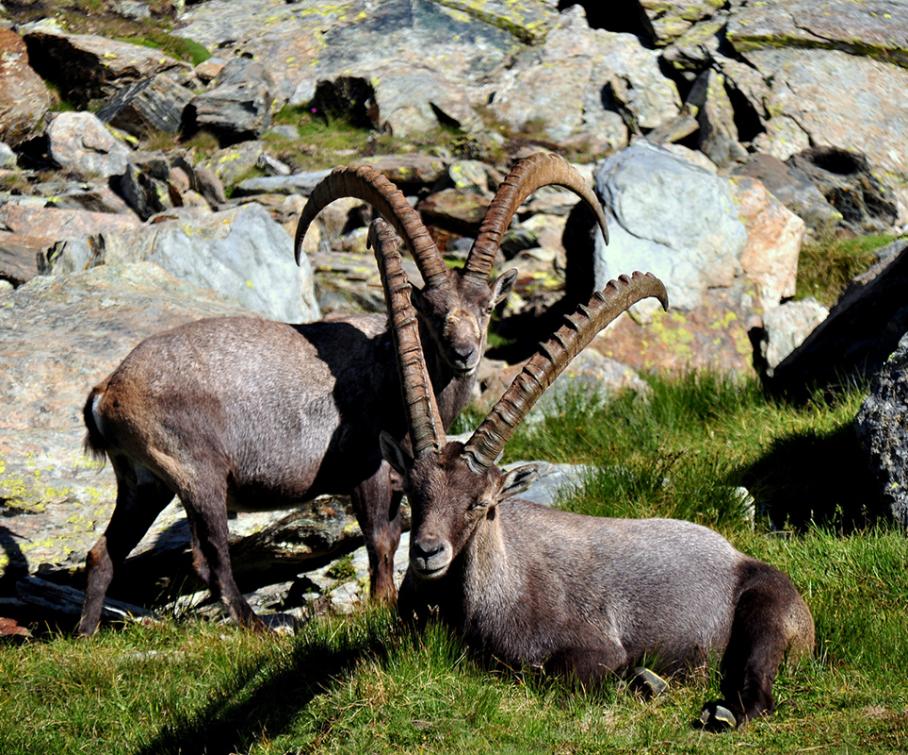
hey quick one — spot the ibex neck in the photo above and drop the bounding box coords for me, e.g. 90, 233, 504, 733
460, 516, 519, 622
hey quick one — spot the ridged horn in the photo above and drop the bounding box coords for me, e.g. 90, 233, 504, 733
369, 219, 444, 457
462, 152, 610, 281
296, 165, 451, 290
462, 272, 668, 472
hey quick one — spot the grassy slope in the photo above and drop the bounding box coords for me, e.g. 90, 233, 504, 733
1, 375, 906, 753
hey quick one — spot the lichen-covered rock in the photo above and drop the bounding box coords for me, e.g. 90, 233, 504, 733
23, 23, 189, 109
0, 29, 51, 146
587, 142, 803, 373
46, 112, 130, 180
685, 69, 746, 168
44, 203, 320, 323
856, 330, 908, 528
490, 7, 679, 149
641, 0, 726, 46
727, 0, 908, 68
0, 263, 249, 579
744, 48, 908, 223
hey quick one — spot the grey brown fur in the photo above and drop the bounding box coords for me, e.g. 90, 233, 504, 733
378, 255, 815, 729
78, 155, 606, 635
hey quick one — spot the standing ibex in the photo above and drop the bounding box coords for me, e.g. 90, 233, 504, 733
372, 218, 814, 730
78, 154, 609, 634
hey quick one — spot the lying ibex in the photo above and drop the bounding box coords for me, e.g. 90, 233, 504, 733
78, 154, 609, 635
372, 219, 814, 729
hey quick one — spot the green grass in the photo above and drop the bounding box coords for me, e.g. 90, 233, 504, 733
117, 32, 211, 66
796, 233, 900, 306
2, 375, 906, 752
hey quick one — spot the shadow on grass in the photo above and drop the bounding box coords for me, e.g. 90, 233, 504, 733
137, 617, 394, 755
739, 423, 886, 532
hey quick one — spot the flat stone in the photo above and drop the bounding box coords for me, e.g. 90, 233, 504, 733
727, 0, 908, 68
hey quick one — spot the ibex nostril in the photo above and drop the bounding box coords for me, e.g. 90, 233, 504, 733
414, 539, 444, 559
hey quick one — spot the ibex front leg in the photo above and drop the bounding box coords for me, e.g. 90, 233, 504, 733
351, 463, 402, 602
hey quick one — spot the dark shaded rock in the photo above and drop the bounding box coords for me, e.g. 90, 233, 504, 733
685, 69, 746, 168
768, 239, 908, 401
787, 148, 899, 234
733, 154, 842, 239
97, 73, 193, 137
856, 330, 908, 528
23, 23, 188, 109
0, 28, 51, 146
115, 151, 177, 220
187, 58, 274, 144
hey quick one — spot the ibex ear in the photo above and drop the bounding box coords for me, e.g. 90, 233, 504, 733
491, 268, 518, 306
499, 464, 539, 500
380, 431, 412, 479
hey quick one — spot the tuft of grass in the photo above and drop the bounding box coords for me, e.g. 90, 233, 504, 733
503, 372, 875, 531
118, 32, 211, 66
796, 233, 899, 306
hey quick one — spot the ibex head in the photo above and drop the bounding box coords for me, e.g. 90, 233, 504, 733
369, 217, 667, 581
296, 153, 609, 375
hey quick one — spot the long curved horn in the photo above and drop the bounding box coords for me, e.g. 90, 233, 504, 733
462, 272, 668, 472
369, 219, 444, 457
296, 165, 451, 290
462, 152, 610, 281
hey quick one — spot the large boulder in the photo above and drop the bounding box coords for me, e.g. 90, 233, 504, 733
0, 263, 249, 580
585, 141, 804, 373
43, 203, 321, 323
0, 203, 141, 246
179, 0, 523, 136
46, 112, 130, 180
0, 29, 51, 146
741, 48, 908, 223
855, 330, 908, 529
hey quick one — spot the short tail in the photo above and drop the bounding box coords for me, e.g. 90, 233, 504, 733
82, 388, 108, 462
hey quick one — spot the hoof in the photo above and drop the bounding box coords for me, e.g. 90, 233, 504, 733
630, 667, 669, 698
698, 702, 738, 732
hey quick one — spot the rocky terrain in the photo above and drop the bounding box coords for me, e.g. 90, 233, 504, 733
0, 0, 906, 629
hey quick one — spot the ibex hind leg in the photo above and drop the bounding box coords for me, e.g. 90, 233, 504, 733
79, 460, 174, 636
705, 564, 813, 729
179, 480, 264, 631
351, 466, 402, 603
